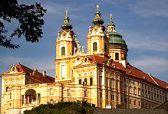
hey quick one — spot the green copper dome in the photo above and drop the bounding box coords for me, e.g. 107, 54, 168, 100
109, 32, 127, 46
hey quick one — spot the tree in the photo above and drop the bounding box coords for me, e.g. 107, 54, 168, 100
24, 102, 94, 114
0, 0, 46, 49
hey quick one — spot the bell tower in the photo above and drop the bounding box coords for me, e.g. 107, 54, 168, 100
87, 5, 109, 55
107, 14, 128, 67
56, 10, 77, 58
55, 10, 77, 81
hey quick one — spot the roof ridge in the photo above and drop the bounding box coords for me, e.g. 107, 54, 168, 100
148, 74, 159, 86
16, 63, 33, 72
128, 64, 144, 72
128, 64, 168, 89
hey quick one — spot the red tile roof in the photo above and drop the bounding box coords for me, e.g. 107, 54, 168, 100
14, 57, 168, 90
15, 63, 55, 83
16, 63, 33, 73
87, 55, 168, 90
89, 55, 108, 64
113, 62, 168, 90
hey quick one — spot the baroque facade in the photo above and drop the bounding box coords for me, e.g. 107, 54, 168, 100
1, 5, 168, 114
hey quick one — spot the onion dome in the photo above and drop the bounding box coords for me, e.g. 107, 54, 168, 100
109, 32, 127, 46
107, 14, 127, 50
92, 5, 104, 25
62, 10, 72, 30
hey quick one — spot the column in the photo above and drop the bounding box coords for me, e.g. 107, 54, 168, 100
101, 65, 106, 108
27, 96, 29, 104
36, 94, 38, 104
24, 95, 26, 104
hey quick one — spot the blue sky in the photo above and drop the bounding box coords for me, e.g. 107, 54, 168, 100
0, 0, 168, 83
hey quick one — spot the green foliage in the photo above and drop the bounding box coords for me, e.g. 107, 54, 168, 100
0, 0, 46, 49
24, 102, 94, 114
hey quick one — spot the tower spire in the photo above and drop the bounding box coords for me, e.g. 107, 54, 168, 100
65, 10, 68, 18
92, 4, 104, 25
96, 4, 99, 13
107, 13, 116, 32
62, 10, 72, 30
110, 13, 112, 23
108, 13, 115, 26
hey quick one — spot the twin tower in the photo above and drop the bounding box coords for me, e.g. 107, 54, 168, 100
55, 5, 128, 81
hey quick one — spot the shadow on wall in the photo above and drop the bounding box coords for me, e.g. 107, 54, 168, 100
94, 109, 168, 114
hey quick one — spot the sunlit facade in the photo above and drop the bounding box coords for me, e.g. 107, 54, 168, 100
1, 5, 168, 114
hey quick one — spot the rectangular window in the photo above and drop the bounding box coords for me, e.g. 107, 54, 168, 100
116, 80, 118, 90
90, 78, 93, 85
104, 43, 107, 52
100, 92, 102, 98
115, 53, 119, 60
129, 99, 131, 104
117, 95, 119, 101
134, 100, 136, 105
79, 79, 82, 85
138, 88, 141, 96
139, 101, 141, 106
125, 98, 127, 103
134, 87, 136, 95
93, 42, 97, 51
111, 79, 114, 89
111, 95, 114, 100
61, 47, 65, 56
61, 65, 66, 78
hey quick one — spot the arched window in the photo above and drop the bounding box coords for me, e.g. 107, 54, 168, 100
79, 79, 82, 85
6, 87, 9, 92
61, 47, 65, 56
115, 52, 119, 60
25, 89, 36, 104
90, 77, 93, 85
93, 42, 97, 51
84, 78, 87, 85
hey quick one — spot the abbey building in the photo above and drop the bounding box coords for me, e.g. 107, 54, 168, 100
1, 5, 168, 114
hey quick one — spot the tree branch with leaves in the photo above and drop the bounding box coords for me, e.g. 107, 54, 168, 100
0, 0, 46, 49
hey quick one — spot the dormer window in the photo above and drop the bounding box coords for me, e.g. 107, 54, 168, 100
10, 65, 17, 72
12, 66, 15, 71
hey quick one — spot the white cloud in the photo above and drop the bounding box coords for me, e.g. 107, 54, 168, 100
0, 56, 55, 76
129, 0, 168, 17
128, 39, 168, 52
129, 56, 168, 80
45, 2, 67, 15
44, 1, 93, 17
120, 30, 168, 52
